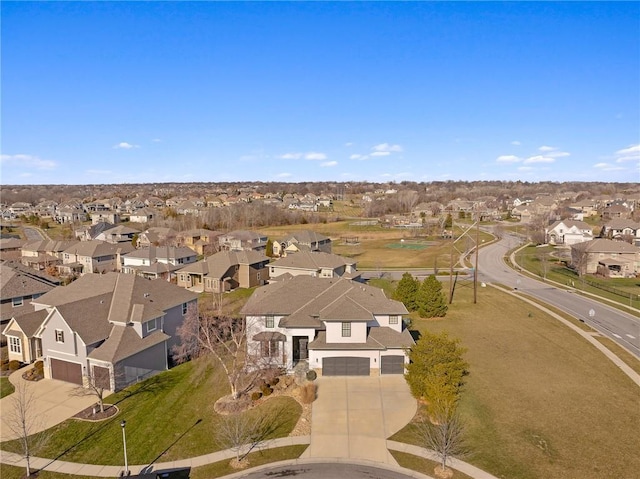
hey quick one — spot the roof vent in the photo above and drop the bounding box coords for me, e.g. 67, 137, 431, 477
144, 293, 150, 298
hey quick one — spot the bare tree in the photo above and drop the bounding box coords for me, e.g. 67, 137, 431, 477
415, 401, 467, 477
537, 250, 550, 281
71, 366, 113, 413
4, 382, 49, 476
172, 306, 262, 400
216, 407, 282, 463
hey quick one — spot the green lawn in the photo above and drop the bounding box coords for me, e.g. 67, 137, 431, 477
0, 445, 308, 479
0, 376, 15, 399
390, 451, 474, 479
391, 284, 640, 479
1, 358, 301, 465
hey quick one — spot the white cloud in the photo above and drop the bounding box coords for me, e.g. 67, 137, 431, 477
280, 153, 302, 160
538, 145, 555, 152
615, 144, 640, 162
372, 143, 403, 153
0, 154, 57, 170
536, 145, 570, 158
345, 142, 354, 147
496, 155, 521, 163
321, 161, 338, 167
524, 155, 555, 164
371, 151, 390, 157
350, 154, 368, 160
151, 138, 162, 143
511, 140, 521, 146
113, 142, 139, 149
594, 162, 625, 171
276, 172, 292, 178
305, 152, 327, 161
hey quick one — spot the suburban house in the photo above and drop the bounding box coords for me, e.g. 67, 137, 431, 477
601, 219, 640, 247
545, 220, 593, 246
176, 228, 223, 255
1, 262, 60, 326
95, 224, 139, 244
268, 251, 358, 281
2, 273, 198, 391
122, 246, 198, 281
271, 230, 332, 257
218, 230, 268, 252
75, 222, 118, 242
570, 238, 640, 277
137, 227, 178, 248
21, 240, 79, 271
54, 206, 87, 224
129, 208, 157, 224
242, 276, 413, 376
90, 211, 120, 225
176, 250, 269, 293
0, 238, 26, 261
59, 240, 136, 276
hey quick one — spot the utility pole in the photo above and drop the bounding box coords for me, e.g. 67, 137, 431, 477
474, 214, 479, 304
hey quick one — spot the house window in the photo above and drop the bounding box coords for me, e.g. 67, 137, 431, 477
9, 336, 21, 354
12, 297, 24, 307
261, 340, 279, 358
389, 315, 399, 325
341, 322, 351, 337
265, 315, 275, 328
257, 272, 261, 281
145, 318, 157, 333
55, 330, 65, 343
182, 302, 188, 315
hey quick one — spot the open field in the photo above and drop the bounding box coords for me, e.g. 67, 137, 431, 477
390, 451, 474, 479
1, 359, 301, 465
390, 284, 640, 479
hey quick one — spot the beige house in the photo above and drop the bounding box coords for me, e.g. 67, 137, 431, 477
269, 251, 357, 280
60, 240, 135, 275
272, 230, 332, 257
177, 250, 269, 293
176, 229, 223, 255
571, 238, 640, 277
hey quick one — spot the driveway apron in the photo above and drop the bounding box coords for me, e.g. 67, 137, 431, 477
305, 375, 417, 465
0, 367, 97, 442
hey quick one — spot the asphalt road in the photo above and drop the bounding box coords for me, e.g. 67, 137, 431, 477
23, 226, 45, 241
235, 463, 418, 479
478, 234, 640, 358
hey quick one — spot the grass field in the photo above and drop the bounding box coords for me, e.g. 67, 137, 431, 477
1, 359, 301, 466
390, 284, 640, 479
390, 451, 474, 479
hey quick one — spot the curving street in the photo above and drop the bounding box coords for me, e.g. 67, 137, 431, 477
477, 234, 640, 358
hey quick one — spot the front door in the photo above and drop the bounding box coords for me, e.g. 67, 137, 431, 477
293, 336, 308, 361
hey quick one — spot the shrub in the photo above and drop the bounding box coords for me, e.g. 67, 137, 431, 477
300, 382, 316, 404
8, 360, 22, 372
261, 385, 273, 397
306, 370, 317, 381
34, 360, 44, 371
270, 377, 279, 386
251, 391, 262, 401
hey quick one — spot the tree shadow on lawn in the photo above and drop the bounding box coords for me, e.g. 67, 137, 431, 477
139, 419, 203, 474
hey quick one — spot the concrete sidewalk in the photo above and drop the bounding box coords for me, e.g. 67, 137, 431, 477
0, 367, 96, 442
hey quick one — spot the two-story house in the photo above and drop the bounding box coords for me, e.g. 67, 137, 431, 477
21, 240, 79, 271
122, 246, 198, 281
545, 220, 593, 246
218, 230, 267, 252
2, 273, 197, 391
268, 251, 357, 281
176, 250, 269, 293
571, 238, 640, 277
60, 240, 135, 275
601, 219, 640, 247
271, 230, 332, 257
242, 276, 413, 376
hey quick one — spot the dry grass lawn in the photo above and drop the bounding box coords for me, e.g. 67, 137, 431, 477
392, 284, 640, 479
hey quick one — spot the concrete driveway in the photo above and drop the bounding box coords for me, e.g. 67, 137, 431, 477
304, 375, 417, 465
0, 367, 97, 441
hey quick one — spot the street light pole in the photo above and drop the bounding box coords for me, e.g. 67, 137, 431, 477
121, 420, 128, 476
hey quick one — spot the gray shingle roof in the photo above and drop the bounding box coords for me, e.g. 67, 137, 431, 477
88, 325, 169, 363
177, 250, 268, 279
241, 276, 408, 327
6, 309, 48, 337
270, 251, 352, 271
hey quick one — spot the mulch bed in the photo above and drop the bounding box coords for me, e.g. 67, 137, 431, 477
73, 404, 119, 421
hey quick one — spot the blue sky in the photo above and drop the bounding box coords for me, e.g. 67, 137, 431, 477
1, 1, 639, 185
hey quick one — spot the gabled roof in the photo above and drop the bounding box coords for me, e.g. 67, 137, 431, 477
178, 250, 268, 279
282, 230, 330, 245
22, 240, 78, 253
124, 246, 196, 261
88, 325, 169, 363
3, 309, 48, 338
547, 220, 592, 231
63, 240, 135, 257
270, 251, 352, 271
54, 293, 114, 345
241, 276, 408, 328
577, 238, 640, 254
